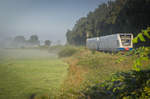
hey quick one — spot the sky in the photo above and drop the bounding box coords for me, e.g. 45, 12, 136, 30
0, 0, 107, 43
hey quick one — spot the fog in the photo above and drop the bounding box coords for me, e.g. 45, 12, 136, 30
0, 49, 57, 60
0, 0, 106, 49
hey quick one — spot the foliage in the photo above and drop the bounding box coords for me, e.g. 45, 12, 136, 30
28, 35, 40, 45
59, 47, 149, 99
58, 46, 78, 57
11, 35, 42, 48
131, 27, 150, 71
12, 36, 26, 48
131, 47, 149, 71
81, 28, 150, 99
133, 27, 150, 47
66, 0, 150, 46
62, 6, 150, 97
83, 70, 150, 99
44, 40, 51, 46
13, 36, 26, 43
59, 45, 150, 99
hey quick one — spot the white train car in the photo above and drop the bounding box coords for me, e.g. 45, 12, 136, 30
86, 33, 133, 51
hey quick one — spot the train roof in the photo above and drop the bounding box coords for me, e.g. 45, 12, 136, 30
87, 33, 133, 40
117, 33, 133, 35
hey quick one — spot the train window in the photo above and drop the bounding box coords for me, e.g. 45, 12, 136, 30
120, 35, 125, 38
120, 35, 131, 38
120, 34, 132, 46
121, 39, 131, 46
126, 35, 131, 38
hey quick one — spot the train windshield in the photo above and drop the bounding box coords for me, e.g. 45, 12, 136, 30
120, 34, 132, 46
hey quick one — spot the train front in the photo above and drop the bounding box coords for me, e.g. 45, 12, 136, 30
118, 33, 133, 51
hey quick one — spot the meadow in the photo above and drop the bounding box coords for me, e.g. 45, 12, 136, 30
0, 49, 68, 99
0, 46, 149, 99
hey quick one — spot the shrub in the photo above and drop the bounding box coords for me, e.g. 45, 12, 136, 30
58, 46, 78, 57
83, 70, 150, 99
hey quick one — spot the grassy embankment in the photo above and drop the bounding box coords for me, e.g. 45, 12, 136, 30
58, 46, 150, 99
0, 49, 68, 99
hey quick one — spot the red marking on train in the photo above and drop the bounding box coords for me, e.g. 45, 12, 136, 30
125, 48, 129, 50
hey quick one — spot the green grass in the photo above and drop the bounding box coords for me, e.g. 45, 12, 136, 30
1, 46, 149, 99
59, 47, 150, 99
0, 49, 68, 99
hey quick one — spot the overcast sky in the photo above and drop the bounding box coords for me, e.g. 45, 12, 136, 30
0, 0, 107, 43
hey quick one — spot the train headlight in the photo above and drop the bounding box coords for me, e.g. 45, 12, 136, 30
125, 48, 129, 50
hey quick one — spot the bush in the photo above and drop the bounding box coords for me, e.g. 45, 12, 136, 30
83, 70, 150, 99
58, 46, 78, 57
48, 45, 64, 53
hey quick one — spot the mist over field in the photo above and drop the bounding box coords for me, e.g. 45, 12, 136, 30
0, 0, 108, 98
0, 48, 68, 99
1, 49, 57, 59
0, 0, 150, 99
0, 0, 107, 48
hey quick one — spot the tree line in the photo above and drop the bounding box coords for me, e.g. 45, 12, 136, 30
66, 0, 150, 46
7, 35, 51, 48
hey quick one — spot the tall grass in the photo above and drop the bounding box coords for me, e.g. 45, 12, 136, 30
58, 46, 150, 99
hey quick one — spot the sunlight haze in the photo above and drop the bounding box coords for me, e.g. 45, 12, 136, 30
0, 0, 106, 43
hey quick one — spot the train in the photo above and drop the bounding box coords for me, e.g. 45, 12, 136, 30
86, 33, 133, 52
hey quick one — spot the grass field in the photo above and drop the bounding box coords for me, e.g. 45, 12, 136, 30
0, 49, 68, 99
0, 47, 149, 99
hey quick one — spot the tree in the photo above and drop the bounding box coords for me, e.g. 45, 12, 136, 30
28, 35, 40, 45
44, 40, 51, 46
14, 36, 26, 43
66, 0, 150, 46
13, 36, 26, 48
